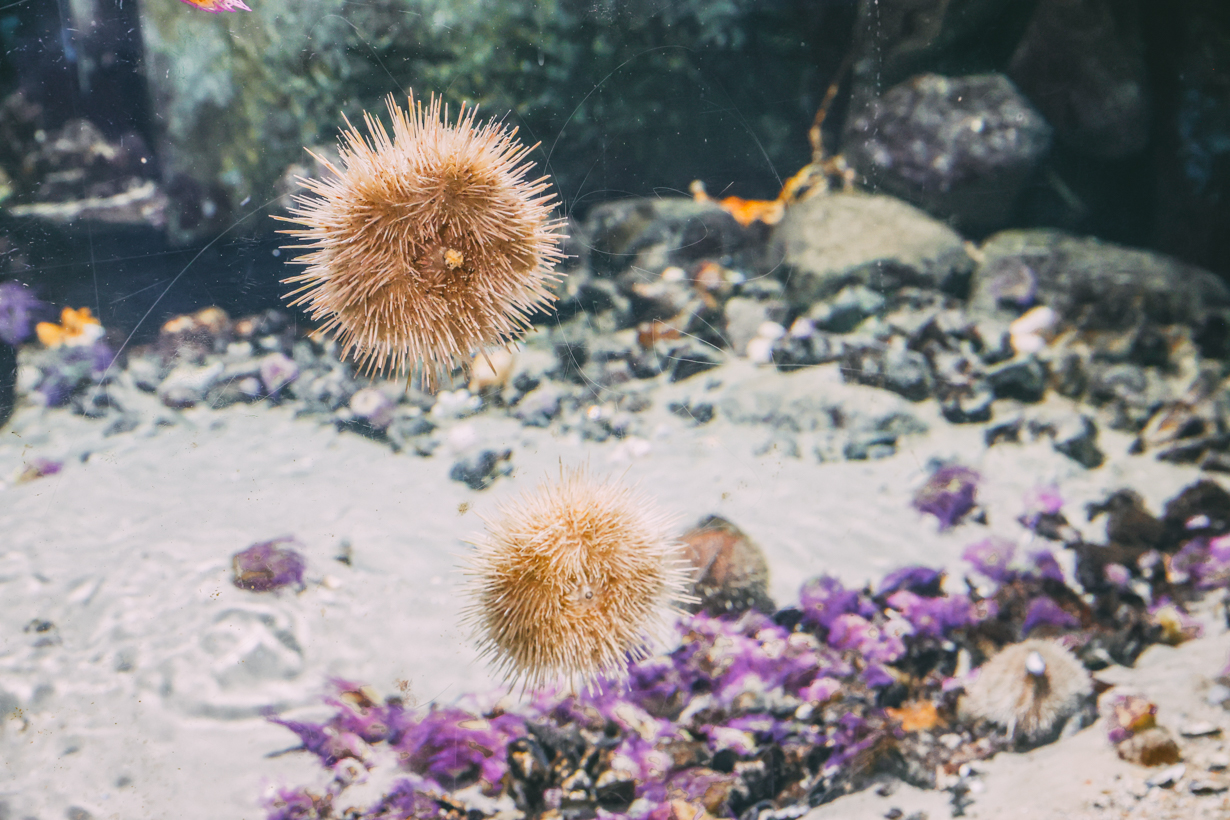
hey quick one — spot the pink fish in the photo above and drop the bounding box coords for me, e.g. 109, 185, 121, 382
179, 0, 250, 12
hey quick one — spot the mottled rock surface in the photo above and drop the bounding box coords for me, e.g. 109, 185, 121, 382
845, 73, 1052, 232
768, 192, 971, 310
969, 229, 1230, 330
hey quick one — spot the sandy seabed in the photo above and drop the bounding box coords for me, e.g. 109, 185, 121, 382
0, 360, 1226, 820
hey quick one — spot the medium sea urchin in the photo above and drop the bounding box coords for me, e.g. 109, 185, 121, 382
279, 93, 565, 390
463, 467, 691, 692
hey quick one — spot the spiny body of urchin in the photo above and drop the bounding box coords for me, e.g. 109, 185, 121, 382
279, 93, 565, 390
960, 638, 1094, 747
462, 468, 692, 692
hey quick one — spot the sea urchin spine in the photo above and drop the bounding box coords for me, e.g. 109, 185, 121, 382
279, 93, 566, 390
462, 467, 692, 692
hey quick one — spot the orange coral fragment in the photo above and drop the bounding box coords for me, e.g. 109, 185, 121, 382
36, 306, 104, 348
885, 700, 942, 733
689, 180, 784, 227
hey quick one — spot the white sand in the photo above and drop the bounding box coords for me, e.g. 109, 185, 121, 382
0, 359, 1220, 819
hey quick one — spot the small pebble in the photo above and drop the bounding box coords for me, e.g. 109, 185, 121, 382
1189, 779, 1229, 795
1146, 764, 1186, 789
1208, 752, 1230, 771
1180, 721, 1222, 737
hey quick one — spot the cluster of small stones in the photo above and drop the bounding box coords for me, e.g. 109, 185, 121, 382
11, 298, 936, 490
12, 194, 1230, 490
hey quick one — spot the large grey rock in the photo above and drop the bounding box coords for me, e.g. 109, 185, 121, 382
136, 1, 839, 242
969, 229, 1230, 331
768, 192, 971, 310
844, 73, 1052, 232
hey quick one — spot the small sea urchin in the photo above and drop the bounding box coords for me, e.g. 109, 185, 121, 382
462, 467, 691, 692
959, 638, 1094, 748
279, 93, 565, 390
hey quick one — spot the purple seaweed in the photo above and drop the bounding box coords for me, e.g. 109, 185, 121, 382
913, 464, 979, 530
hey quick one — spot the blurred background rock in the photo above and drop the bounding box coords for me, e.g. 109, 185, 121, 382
0, 0, 1225, 331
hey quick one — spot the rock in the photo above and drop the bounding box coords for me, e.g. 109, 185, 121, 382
679, 516, 774, 617
1118, 726, 1183, 768
553, 340, 589, 384
844, 73, 1052, 232
258, 353, 299, 396
969, 229, 1230, 331
4, 118, 165, 229
449, 449, 513, 491
157, 361, 224, 408
1145, 764, 1186, 789
1189, 778, 1230, 795
1008, 0, 1150, 159
585, 198, 763, 279
338, 387, 397, 436
723, 298, 775, 356
842, 341, 934, 402
668, 400, 715, 425
985, 356, 1047, 403
231, 537, 306, 592
666, 341, 722, 383
385, 412, 436, 452
843, 431, 898, 461
940, 383, 994, 424
1179, 722, 1221, 738
298, 368, 357, 413
1052, 414, 1105, 468
770, 323, 845, 371
768, 192, 971, 309
513, 385, 562, 428
808, 285, 887, 334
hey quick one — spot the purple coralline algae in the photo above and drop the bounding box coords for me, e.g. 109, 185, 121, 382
799, 575, 875, 633
1021, 596, 1080, 636
232, 537, 307, 591
962, 537, 1017, 583
886, 590, 974, 640
262, 479, 1230, 820
912, 464, 979, 530
260, 352, 300, 395
0, 281, 43, 345
878, 565, 944, 597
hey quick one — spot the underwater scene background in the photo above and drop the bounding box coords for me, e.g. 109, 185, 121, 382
2, 1, 1230, 819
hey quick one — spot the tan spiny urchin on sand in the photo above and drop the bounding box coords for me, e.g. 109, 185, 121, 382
959, 638, 1094, 748
462, 467, 693, 693
278, 92, 565, 391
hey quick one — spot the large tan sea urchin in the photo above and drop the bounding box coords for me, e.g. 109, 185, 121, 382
279, 93, 565, 390
462, 467, 692, 692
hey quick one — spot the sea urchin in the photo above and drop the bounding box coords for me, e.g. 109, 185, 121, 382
462, 467, 692, 692
279, 93, 565, 390
959, 638, 1094, 748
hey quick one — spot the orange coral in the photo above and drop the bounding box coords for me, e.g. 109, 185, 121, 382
885, 700, 942, 733
36, 306, 104, 348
